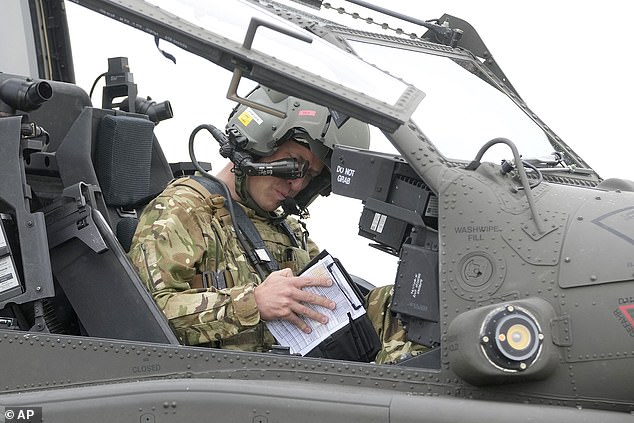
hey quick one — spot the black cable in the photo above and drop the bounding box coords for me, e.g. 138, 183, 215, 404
467, 137, 545, 232
88, 72, 107, 100
518, 160, 543, 190
468, 137, 543, 190
188, 124, 268, 281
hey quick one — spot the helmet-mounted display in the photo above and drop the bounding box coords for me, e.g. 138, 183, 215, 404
207, 86, 369, 216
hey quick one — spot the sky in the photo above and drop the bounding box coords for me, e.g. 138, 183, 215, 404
63, 0, 634, 286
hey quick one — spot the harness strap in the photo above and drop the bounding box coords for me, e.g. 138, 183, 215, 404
278, 220, 300, 248
191, 271, 227, 290
188, 175, 280, 275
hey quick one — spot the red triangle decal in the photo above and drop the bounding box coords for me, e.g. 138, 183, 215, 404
618, 304, 634, 327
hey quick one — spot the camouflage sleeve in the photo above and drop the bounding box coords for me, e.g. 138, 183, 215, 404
127, 182, 261, 345
306, 236, 320, 259
366, 285, 428, 364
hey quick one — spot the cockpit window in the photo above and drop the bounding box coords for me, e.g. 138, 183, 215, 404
145, 0, 415, 109
348, 40, 554, 164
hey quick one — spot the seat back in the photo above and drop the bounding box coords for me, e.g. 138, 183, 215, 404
44, 185, 178, 344
93, 113, 165, 251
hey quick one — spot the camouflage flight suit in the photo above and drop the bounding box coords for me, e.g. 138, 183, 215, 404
128, 176, 426, 363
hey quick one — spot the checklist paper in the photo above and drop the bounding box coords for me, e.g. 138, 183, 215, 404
265, 251, 366, 356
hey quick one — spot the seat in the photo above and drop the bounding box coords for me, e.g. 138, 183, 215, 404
40, 107, 179, 342
0, 74, 178, 343
26, 85, 177, 343
93, 113, 172, 251
44, 182, 178, 344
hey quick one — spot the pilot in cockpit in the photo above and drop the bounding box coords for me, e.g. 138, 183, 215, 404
127, 86, 426, 364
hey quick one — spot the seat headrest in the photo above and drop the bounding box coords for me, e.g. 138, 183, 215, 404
95, 114, 155, 207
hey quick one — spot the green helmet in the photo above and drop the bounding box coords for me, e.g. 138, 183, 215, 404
227, 86, 370, 214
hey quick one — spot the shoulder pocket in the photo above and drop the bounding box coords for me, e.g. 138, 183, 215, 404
279, 246, 311, 274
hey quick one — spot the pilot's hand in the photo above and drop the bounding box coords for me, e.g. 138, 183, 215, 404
254, 268, 336, 333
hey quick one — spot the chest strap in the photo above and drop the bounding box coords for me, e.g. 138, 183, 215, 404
189, 175, 280, 275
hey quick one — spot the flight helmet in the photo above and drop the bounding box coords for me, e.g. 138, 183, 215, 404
226, 86, 370, 215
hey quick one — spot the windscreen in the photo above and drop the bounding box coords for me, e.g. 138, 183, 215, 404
146, 0, 413, 108
350, 40, 554, 164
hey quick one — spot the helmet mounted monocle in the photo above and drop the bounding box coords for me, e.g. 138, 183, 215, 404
222, 86, 370, 217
